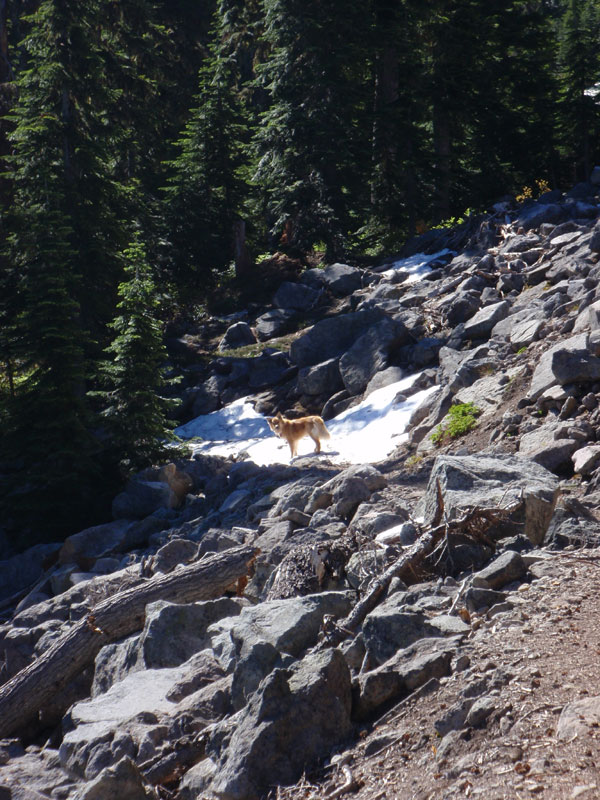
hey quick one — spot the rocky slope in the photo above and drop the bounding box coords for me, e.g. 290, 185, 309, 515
3, 179, 600, 800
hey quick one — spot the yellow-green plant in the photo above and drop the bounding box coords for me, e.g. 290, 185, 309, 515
431, 402, 481, 445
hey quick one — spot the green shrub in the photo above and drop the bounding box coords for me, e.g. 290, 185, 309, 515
431, 402, 481, 445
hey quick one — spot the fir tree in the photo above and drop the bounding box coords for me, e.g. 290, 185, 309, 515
96, 233, 174, 475
254, 0, 371, 260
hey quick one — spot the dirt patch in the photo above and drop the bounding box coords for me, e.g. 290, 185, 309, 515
274, 549, 600, 800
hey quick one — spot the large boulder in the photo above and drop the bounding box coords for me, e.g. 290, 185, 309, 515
528, 332, 600, 400
181, 649, 352, 800
320, 263, 364, 295
254, 309, 297, 342
415, 454, 559, 546
59, 520, 134, 569
289, 310, 384, 368
297, 358, 344, 396
0, 543, 61, 602
218, 321, 257, 352
273, 281, 322, 311
339, 318, 410, 396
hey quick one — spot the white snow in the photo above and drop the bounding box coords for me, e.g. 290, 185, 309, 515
175, 373, 439, 467
379, 249, 454, 283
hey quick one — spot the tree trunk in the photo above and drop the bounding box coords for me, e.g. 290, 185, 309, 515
0, 545, 258, 739
233, 219, 252, 278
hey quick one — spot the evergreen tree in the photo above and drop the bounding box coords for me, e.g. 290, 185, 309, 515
162, 2, 253, 300
95, 233, 174, 475
254, 0, 371, 260
557, 0, 600, 182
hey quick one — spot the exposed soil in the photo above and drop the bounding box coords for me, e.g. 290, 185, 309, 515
275, 546, 600, 800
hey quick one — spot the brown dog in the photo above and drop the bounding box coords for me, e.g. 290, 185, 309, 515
266, 411, 331, 458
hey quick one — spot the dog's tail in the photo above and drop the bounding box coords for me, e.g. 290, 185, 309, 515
316, 419, 331, 439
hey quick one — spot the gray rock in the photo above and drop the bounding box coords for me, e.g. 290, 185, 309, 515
218, 322, 257, 352
273, 281, 322, 311
365, 366, 406, 397
0, 543, 61, 602
207, 592, 353, 671
75, 756, 154, 800
153, 538, 200, 573
321, 263, 364, 295
434, 698, 475, 737
307, 465, 387, 519
416, 454, 559, 546
297, 358, 343, 396
338, 318, 411, 396
354, 637, 456, 720
465, 696, 497, 728
557, 695, 600, 740
528, 332, 600, 400
519, 423, 579, 472
463, 300, 510, 340
510, 318, 544, 350
111, 481, 177, 521
362, 597, 440, 666
186, 649, 352, 800
59, 520, 134, 568
254, 308, 297, 341
289, 310, 383, 368
572, 445, 600, 476
472, 551, 527, 589
515, 202, 569, 232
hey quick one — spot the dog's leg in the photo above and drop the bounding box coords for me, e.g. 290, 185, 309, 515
309, 433, 321, 453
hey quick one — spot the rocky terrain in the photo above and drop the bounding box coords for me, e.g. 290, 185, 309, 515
3, 177, 600, 800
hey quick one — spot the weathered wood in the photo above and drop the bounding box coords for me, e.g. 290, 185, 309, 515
0, 545, 258, 739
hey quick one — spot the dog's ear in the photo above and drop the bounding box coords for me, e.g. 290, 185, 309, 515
276, 411, 283, 419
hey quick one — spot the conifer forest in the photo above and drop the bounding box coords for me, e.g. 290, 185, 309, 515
1, 0, 599, 546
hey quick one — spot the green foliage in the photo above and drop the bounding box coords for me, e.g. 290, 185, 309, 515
431, 403, 481, 445
94, 234, 176, 476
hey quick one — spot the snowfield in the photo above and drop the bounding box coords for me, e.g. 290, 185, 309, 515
175, 373, 439, 466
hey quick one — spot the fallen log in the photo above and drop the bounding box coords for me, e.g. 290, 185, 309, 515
321, 496, 521, 647
0, 545, 258, 739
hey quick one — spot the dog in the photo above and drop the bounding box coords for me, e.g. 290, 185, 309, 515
266, 411, 331, 458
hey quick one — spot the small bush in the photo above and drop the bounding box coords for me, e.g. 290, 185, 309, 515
431, 402, 481, 445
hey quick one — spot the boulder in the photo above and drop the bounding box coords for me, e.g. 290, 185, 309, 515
320, 263, 364, 295
254, 309, 297, 342
0, 543, 61, 602
218, 322, 257, 352
59, 520, 134, 569
183, 649, 352, 800
471, 551, 527, 589
289, 309, 383, 368
528, 332, 600, 400
514, 202, 569, 232
463, 301, 510, 340
297, 358, 343, 396
354, 637, 456, 720
75, 756, 154, 800
273, 281, 322, 311
362, 598, 440, 666
572, 445, 600, 476
416, 454, 559, 546
111, 480, 178, 520
518, 422, 579, 472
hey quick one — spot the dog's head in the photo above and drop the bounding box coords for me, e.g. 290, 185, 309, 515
266, 412, 283, 435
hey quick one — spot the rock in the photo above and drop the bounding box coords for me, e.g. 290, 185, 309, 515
289, 309, 383, 368
434, 698, 475, 736
463, 300, 510, 340
515, 202, 569, 232
472, 550, 527, 589
465, 696, 497, 728
416, 454, 559, 546
519, 423, 579, 472
557, 695, 600, 740
111, 481, 178, 521
510, 318, 544, 350
75, 756, 154, 800
572, 445, 600, 476
186, 649, 352, 800
254, 309, 297, 341
152, 538, 200, 573
0, 543, 61, 602
218, 322, 257, 352
362, 597, 440, 666
354, 637, 456, 720
338, 318, 411, 395
365, 366, 406, 396
306, 465, 387, 519
273, 281, 322, 311
207, 592, 353, 671
320, 263, 364, 295
297, 358, 343, 396
59, 520, 134, 569
528, 333, 600, 400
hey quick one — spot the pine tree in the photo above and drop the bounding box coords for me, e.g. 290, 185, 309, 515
162, 3, 252, 300
557, 0, 600, 182
96, 234, 174, 476
254, 0, 371, 260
